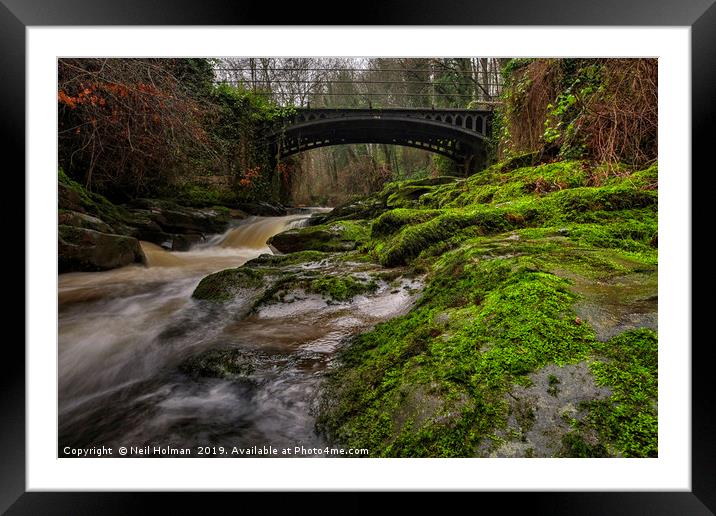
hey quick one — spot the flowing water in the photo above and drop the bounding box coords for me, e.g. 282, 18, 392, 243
58, 210, 419, 456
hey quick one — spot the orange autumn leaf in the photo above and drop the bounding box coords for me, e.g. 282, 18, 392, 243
58, 90, 77, 109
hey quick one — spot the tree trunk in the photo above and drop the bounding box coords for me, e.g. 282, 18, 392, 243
480, 58, 490, 102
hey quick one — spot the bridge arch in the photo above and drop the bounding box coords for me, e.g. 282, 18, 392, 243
263, 108, 491, 173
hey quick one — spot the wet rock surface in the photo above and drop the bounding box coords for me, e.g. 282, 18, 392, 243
566, 269, 658, 342
58, 210, 114, 233
126, 198, 230, 235
234, 201, 287, 216
58, 225, 146, 272
490, 362, 612, 458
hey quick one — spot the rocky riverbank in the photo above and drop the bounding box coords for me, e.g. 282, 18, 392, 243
58, 170, 286, 272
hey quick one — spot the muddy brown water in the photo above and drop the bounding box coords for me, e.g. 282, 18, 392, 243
58, 211, 420, 456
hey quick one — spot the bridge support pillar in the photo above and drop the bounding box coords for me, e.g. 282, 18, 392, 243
461, 156, 474, 177
462, 148, 488, 176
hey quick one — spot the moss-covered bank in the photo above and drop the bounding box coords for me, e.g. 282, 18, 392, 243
308, 159, 657, 457
189, 158, 658, 458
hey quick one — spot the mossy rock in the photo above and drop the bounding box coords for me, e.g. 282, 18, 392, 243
310, 198, 385, 225
583, 328, 658, 457
268, 221, 370, 253
127, 198, 230, 234
376, 208, 517, 267
233, 202, 287, 216
192, 268, 265, 302
171, 183, 241, 210
179, 348, 258, 378
371, 209, 442, 237
58, 173, 130, 230
498, 151, 541, 171
244, 250, 331, 268
58, 210, 114, 233
551, 186, 656, 215
372, 177, 657, 268
170, 233, 205, 251
386, 185, 435, 208
58, 170, 232, 249
58, 225, 146, 273
381, 177, 462, 209
401, 176, 462, 187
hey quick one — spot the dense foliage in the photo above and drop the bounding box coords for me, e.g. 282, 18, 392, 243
58, 58, 293, 205
497, 58, 657, 168
58, 58, 213, 199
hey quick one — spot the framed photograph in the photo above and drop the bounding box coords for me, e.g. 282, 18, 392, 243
7, 0, 712, 512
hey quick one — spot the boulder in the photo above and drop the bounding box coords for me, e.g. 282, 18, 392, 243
229, 208, 249, 219
58, 210, 113, 233
192, 268, 265, 302
123, 209, 165, 234
58, 182, 86, 213
171, 233, 205, 251
58, 225, 146, 273
179, 348, 258, 379
58, 173, 130, 227
127, 199, 230, 235
268, 221, 369, 253
313, 198, 383, 224
234, 201, 287, 216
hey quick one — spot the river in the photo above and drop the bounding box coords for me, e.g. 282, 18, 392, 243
58, 210, 419, 456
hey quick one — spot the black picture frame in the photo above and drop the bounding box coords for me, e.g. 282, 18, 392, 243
5, 0, 713, 513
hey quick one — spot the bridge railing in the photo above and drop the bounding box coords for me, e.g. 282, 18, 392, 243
265, 107, 492, 138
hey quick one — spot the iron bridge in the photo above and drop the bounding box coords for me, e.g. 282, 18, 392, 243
262, 107, 493, 172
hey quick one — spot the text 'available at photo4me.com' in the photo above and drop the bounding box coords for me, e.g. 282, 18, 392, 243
61, 444, 370, 457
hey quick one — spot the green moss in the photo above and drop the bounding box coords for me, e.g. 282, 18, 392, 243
248, 272, 303, 308
58, 168, 130, 225
192, 267, 264, 302
386, 185, 436, 208
550, 185, 656, 218
370, 180, 656, 268
375, 209, 511, 267
567, 219, 657, 254
311, 275, 378, 301
268, 220, 370, 253
371, 209, 442, 237
618, 163, 658, 189
585, 328, 658, 457
317, 246, 598, 456
172, 184, 238, 208
331, 220, 371, 242
244, 250, 330, 268
244, 269, 381, 308
433, 162, 587, 208
559, 431, 609, 458
509, 161, 590, 190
